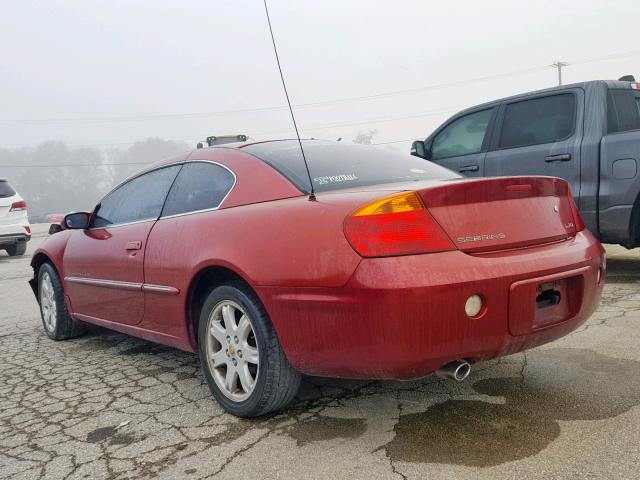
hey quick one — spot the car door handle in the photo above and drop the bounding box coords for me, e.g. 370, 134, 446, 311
545, 153, 572, 162
125, 241, 142, 251
458, 165, 479, 173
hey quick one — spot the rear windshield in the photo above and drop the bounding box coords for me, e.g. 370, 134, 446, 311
0, 181, 16, 198
241, 140, 459, 193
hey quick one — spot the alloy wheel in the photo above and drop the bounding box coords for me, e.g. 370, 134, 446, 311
40, 272, 57, 332
206, 300, 260, 402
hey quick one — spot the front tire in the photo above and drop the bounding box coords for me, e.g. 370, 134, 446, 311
38, 263, 85, 340
6, 243, 27, 256
198, 284, 300, 417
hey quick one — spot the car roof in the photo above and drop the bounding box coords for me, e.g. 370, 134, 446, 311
146, 139, 312, 171
209, 138, 302, 150
186, 138, 319, 160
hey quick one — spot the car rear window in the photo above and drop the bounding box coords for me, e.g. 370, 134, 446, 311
241, 140, 459, 193
607, 89, 640, 133
0, 181, 16, 198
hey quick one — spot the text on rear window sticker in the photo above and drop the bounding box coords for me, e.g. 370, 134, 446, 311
313, 173, 359, 185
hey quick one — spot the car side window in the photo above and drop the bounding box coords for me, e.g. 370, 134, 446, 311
92, 165, 181, 228
499, 93, 576, 149
430, 109, 493, 160
607, 89, 640, 133
161, 162, 235, 217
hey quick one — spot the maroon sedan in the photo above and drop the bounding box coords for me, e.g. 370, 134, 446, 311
30, 140, 605, 417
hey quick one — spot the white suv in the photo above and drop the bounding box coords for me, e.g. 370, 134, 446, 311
0, 178, 31, 256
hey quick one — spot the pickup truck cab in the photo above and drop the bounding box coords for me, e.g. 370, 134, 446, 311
412, 79, 640, 248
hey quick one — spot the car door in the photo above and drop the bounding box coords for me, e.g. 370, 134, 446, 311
483, 90, 584, 197
598, 87, 640, 243
141, 161, 237, 333
63, 164, 182, 326
426, 107, 496, 177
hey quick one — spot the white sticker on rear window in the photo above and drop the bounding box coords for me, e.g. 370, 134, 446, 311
313, 173, 359, 185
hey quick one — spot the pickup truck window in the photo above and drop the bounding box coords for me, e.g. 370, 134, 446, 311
430, 109, 493, 160
499, 93, 576, 149
607, 89, 640, 133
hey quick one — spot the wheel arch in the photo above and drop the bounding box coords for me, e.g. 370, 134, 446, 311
185, 264, 261, 347
29, 251, 58, 297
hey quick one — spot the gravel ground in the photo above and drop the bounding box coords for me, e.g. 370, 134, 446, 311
1, 227, 639, 479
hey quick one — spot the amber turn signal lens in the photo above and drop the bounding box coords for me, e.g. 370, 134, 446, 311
353, 191, 424, 216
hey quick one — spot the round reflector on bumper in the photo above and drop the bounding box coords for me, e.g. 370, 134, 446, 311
465, 294, 484, 318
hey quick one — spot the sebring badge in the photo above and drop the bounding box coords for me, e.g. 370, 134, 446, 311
457, 233, 507, 244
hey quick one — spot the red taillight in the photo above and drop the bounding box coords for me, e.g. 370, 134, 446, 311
10, 200, 27, 212
567, 185, 585, 232
631, 83, 640, 90
344, 192, 455, 257
24, 226, 32, 234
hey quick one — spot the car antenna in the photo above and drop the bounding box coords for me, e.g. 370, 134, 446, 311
262, 0, 316, 201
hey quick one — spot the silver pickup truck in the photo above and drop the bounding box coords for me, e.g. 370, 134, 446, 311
412, 78, 640, 248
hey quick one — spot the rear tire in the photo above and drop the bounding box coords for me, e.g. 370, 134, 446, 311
198, 283, 300, 417
6, 243, 27, 256
38, 263, 85, 340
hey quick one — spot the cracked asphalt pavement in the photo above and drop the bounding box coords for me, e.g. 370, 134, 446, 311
1, 226, 639, 479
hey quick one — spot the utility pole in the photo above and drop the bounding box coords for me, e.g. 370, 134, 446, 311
550, 61, 569, 86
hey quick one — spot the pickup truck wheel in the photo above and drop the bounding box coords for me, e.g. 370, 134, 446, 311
38, 263, 85, 340
198, 284, 300, 418
5, 243, 27, 256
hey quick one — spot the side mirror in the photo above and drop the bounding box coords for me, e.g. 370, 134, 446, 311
410, 140, 428, 159
63, 212, 91, 230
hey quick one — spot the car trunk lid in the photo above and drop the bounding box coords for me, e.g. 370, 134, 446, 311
417, 176, 579, 253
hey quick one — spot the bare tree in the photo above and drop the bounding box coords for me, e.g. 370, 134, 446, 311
353, 129, 378, 145
0, 138, 189, 221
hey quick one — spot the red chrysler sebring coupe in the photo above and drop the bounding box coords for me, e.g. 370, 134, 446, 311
30, 139, 605, 417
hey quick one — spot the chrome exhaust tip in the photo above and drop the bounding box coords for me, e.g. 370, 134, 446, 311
435, 360, 471, 382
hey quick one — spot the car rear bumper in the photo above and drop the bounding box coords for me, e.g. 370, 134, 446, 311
0, 232, 31, 246
0, 218, 31, 245
259, 230, 605, 379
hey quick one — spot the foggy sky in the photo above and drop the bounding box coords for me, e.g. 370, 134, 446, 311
1, 0, 640, 152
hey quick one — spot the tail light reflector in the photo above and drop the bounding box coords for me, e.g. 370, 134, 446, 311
25, 226, 32, 234
344, 192, 455, 257
10, 200, 27, 212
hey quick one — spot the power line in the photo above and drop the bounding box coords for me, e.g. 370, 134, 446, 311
0, 138, 425, 168
4, 48, 639, 126
0, 106, 463, 149
3, 48, 640, 150
572, 49, 640, 65
0, 66, 539, 125
0, 161, 151, 168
